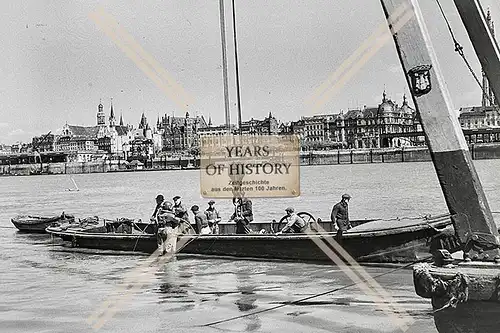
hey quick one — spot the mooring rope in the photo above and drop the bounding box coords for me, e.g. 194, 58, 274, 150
200, 255, 433, 327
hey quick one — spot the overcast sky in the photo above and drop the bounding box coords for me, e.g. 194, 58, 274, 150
1, 0, 499, 144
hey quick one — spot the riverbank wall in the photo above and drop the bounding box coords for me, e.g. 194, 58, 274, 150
300, 142, 500, 165
1, 143, 499, 176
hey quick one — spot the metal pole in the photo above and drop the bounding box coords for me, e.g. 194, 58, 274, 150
231, 0, 243, 135
219, 0, 231, 133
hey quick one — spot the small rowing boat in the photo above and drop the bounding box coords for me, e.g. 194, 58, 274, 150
11, 213, 75, 233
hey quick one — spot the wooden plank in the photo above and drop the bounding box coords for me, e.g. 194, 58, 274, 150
379, 0, 500, 260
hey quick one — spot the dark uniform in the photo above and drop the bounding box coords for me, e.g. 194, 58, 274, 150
173, 202, 189, 221
331, 194, 351, 242
157, 208, 179, 228
152, 201, 166, 219
231, 198, 253, 234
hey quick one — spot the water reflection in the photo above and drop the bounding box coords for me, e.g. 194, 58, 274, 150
156, 259, 195, 312
234, 272, 261, 332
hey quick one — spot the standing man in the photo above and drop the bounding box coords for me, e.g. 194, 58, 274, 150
152, 194, 166, 219
331, 194, 352, 243
152, 197, 180, 255
192, 205, 211, 234
173, 196, 189, 221
230, 197, 253, 234
173, 196, 191, 234
205, 200, 221, 234
277, 207, 308, 234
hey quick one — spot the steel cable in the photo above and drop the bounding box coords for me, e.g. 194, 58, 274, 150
200, 255, 433, 327
435, 0, 496, 106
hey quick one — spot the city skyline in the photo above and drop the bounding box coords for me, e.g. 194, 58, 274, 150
1, 89, 415, 147
1, 0, 500, 144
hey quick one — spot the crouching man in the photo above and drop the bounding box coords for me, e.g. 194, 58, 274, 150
276, 207, 308, 235
156, 201, 181, 256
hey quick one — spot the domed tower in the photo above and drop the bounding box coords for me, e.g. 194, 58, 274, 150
378, 90, 395, 114
97, 100, 105, 126
400, 94, 413, 113
376, 91, 396, 147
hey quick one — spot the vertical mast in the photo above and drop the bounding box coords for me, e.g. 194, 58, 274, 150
231, 0, 243, 135
453, 1, 500, 107
219, 0, 231, 133
379, 0, 500, 260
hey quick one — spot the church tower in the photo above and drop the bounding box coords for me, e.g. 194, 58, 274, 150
139, 112, 148, 129
97, 100, 105, 126
482, 9, 497, 107
109, 98, 116, 127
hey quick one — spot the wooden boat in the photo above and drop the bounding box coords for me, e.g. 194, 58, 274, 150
11, 213, 75, 233
46, 213, 455, 263
379, 0, 500, 332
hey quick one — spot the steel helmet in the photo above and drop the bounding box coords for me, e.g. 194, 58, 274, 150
163, 201, 173, 211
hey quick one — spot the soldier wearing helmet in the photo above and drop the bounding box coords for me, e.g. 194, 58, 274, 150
331, 194, 352, 243
277, 207, 308, 235
173, 196, 190, 222
152, 194, 180, 255
152, 194, 166, 220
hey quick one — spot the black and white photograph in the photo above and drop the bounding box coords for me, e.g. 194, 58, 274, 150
1, 0, 500, 332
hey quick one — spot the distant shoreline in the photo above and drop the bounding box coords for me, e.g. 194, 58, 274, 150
1, 143, 499, 177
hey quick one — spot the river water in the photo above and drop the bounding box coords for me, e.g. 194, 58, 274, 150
1, 161, 500, 333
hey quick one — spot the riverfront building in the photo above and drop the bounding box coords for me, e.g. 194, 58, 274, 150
159, 112, 208, 152
339, 93, 423, 148
280, 92, 424, 149
55, 101, 133, 162
238, 112, 280, 136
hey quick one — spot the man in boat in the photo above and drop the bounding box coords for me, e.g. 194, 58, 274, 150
331, 193, 352, 243
173, 196, 189, 221
277, 207, 308, 235
152, 194, 167, 219
191, 205, 211, 234
156, 201, 181, 255
230, 197, 253, 234
205, 200, 221, 234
